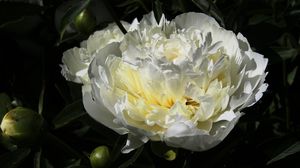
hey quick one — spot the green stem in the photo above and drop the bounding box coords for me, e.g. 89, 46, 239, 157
282, 61, 290, 130
34, 148, 42, 168
102, 0, 127, 34
138, 0, 149, 12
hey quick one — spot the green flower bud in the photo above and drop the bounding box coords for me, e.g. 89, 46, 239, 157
90, 146, 110, 168
164, 150, 177, 161
151, 141, 177, 161
0, 107, 43, 146
74, 9, 96, 34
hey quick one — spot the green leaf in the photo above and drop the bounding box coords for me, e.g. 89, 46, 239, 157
110, 135, 128, 162
63, 159, 81, 168
0, 0, 43, 6
116, 0, 149, 12
124, 5, 139, 15
53, 99, 86, 129
153, 0, 163, 24
191, 0, 225, 27
248, 14, 271, 25
0, 93, 11, 121
0, 2, 42, 28
288, 66, 298, 85
267, 141, 300, 165
272, 47, 298, 61
102, 0, 127, 34
0, 148, 31, 168
59, 0, 91, 40
38, 80, 45, 115
44, 133, 83, 159
277, 33, 298, 48
116, 0, 136, 7
118, 146, 144, 168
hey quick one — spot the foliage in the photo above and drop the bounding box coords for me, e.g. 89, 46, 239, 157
0, 0, 299, 167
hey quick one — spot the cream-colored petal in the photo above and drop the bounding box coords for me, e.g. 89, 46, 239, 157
82, 85, 128, 135
164, 112, 241, 151
61, 47, 89, 84
121, 133, 149, 153
174, 12, 219, 30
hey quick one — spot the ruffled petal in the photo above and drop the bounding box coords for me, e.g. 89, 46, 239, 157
61, 47, 89, 84
164, 112, 241, 151
82, 85, 128, 135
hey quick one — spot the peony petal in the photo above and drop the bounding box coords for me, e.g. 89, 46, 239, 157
245, 51, 268, 78
164, 112, 241, 151
82, 85, 128, 135
62, 11, 268, 153
121, 133, 149, 153
237, 33, 251, 51
214, 110, 236, 122
174, 12, 219, 30
61, 47, 89, 84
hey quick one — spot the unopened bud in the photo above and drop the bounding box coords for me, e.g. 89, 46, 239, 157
0, 107, 43, 146
90, 145, 110, 168
74, 9, 96, 34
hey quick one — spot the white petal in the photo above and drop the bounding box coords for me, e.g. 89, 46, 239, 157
174, 12, 219, 30
121, 134, 149, 153
237, 33, 251, 51
245, 51, 268, 78
82, 85, 128, 135
214, 110, 236, 122
164, 112, 241, 151
61, 47, 89, 84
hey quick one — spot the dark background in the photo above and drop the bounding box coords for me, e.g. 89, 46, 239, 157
0, 0, 300, 167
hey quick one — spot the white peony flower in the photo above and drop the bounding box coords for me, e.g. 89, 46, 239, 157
61, 22, 130, 84
61, 12, 268, 153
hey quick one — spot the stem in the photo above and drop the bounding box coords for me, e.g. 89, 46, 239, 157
34, 148, 42, 168
102, 0, 127, 34
138, 0, 149, 12
282, 60, 290, 130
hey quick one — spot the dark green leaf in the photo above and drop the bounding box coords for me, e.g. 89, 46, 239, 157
53, 99, 85, 129
0, 2, 42, 27
44, 133, 83, 159
0, 93, 11, 121
288, 66, 298, 85
116, 0, 136, 7
0, 0, 43, 6
277, 33, 299, 48
111, 135, 128, 162
59, 0, 91, 40
103, 0, 127, 34
38, 80, 45, 115
118, 146, 144, 168
124, 5, 139, 15
170, 0, 187, 13
64, 159, 81, 168
0, 148, 31, 168
132, 148, 155, 168
272, 47, 298, 61
267, 141, 300, 165
248, 14, 271, 25
153, 0, 163, 24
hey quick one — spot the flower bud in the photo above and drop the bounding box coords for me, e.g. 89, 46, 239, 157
151, 142, 177, 161
74, 9, 96, 34
0, 107, 43, 146
164, 150, 177, 161
90, 145, 110, 168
